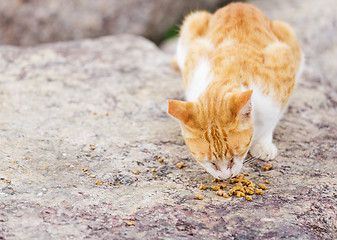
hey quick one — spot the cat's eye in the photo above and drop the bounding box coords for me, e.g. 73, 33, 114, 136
227, 157, 235, 169
211, 162, 221, 171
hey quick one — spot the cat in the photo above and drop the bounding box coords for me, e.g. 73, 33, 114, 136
168, 2, 303, 179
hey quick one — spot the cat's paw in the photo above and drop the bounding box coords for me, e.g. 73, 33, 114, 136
250, 142, 278, 160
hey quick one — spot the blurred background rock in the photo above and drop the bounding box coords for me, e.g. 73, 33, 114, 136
0, 0, 231, 46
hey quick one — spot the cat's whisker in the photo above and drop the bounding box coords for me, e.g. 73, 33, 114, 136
243, 151, 266, 165
244, 155, 257, 162
243, 159, 257, 165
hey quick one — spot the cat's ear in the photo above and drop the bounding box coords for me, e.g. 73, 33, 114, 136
231, 90, 253, 119
168, 100, 195, 125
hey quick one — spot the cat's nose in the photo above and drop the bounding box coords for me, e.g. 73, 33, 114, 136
218, 170, 233, 180
225, 173, 233, 179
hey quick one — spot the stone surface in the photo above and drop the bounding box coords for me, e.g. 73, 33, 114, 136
0, 0, 337, 239
0, 0, 225, 46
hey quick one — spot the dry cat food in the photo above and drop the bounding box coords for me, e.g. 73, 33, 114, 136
196, 174, 269, 201
87, 173, 96, 178
95, 180, 104, 185
195, 193, 203, 200
246, 195, 253, 201
255, 188, 264, 195
176, 162, 186, 169
157, 156, 164, 163
0, 178, 11, 184
262, 164, 273, 171
127, 221, 134, 226
258, 183, 267, 190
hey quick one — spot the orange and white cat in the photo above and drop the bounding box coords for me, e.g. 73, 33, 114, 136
168, 3, 303, 179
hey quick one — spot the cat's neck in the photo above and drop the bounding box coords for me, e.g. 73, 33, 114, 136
199, 80, 243, 104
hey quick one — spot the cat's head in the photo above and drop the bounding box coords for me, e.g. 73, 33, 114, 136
168, 90, 253, 179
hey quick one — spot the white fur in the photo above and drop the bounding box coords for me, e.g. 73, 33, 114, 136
250, 86, 282, 141
198, 156, 245, 180
186, 58, 213, 102
295, 52, 305, 83
176, 38, 187, 71
242, 84, 281, 160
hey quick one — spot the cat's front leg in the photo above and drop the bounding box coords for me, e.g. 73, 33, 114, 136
250, 131, 278, 161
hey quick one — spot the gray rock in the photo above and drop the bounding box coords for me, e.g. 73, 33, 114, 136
0, 0, 226, 46
160, 37, 178, 56
0, 0, 336, 239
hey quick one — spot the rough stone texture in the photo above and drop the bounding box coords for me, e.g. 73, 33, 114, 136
0, 0, 337, 239
0, 0, 226, 46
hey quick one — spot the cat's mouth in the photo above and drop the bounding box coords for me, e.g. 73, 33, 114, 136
200, 158, 243, 180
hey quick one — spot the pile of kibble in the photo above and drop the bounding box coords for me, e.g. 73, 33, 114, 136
195, 164, 272, 201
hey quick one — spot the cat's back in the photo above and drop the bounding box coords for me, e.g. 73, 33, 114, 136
177, 2, 303, 105
206, 3, 277, 47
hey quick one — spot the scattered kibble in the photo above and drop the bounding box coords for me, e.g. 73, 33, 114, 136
212, 178, 220, 183
95, 180, 104, 185
87, 173, 96, 178
82, 168, 88, 173
195, 193, 203, 200
211, 185, 221, 191
246, 188, 254, 195
176, 162, 186, 169
236, 191, 245, 198
158, 158, 164, 163
255, 188, 264, 195
262, 164, 273, 171
216, 190, 225, 196
90, 144, 96, 150
133, 171, 140, 175
246, 196, 253, 201
222, 193, 230, 198
265, 179, 270, 184
196, 174, 269, 201
127, 221, 134, 226
151, 168, 156, 172
1, 179, 11, 184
